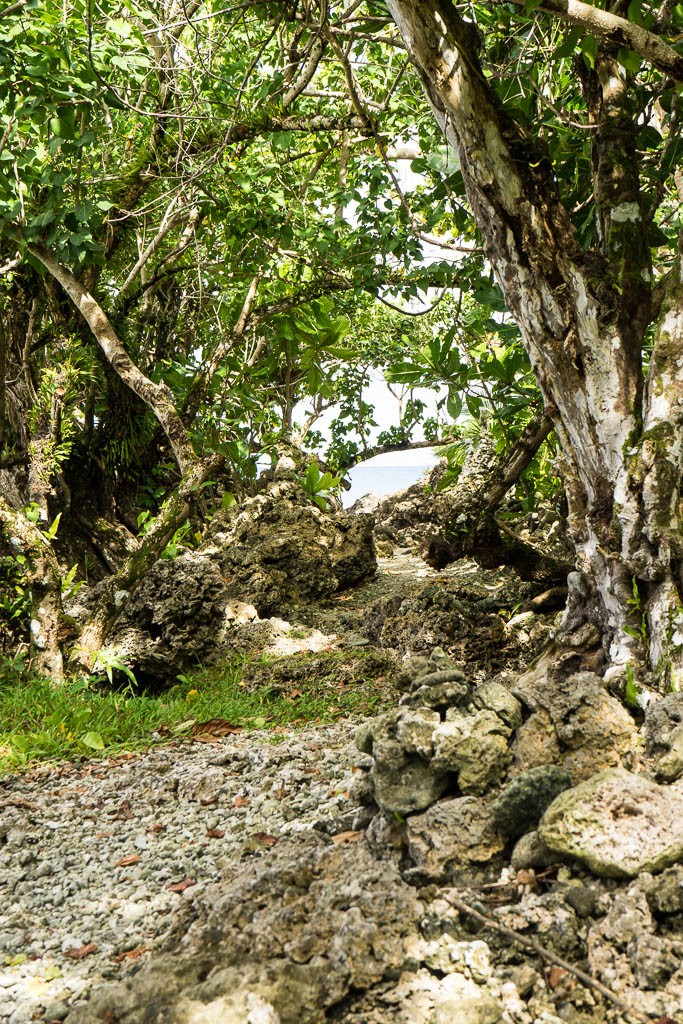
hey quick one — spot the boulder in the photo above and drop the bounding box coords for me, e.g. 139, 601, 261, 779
538, 768, 683, 878
93, 553, 230, 687
356, 707, 451, 816
512, 669, 635, 780
405, 797, 505, 881
432, 710, 511, 795
491, 765, 573, 838
644, 693, 683, 781
65, 836, 423, 1024
204, 480, 376, 616
79, 482, 376, 686
359, 657, 524, 810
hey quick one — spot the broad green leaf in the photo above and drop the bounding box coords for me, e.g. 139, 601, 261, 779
81, 731, 105, 750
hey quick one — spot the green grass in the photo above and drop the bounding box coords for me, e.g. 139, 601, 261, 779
0, 652, 394, 774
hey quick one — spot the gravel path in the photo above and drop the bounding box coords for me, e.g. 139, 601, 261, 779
0, 722, 369, 1023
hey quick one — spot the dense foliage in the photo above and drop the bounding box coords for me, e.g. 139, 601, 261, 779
0, 0, 681, 680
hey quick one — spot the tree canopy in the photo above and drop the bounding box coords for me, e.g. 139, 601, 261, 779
1, 0, 682, 683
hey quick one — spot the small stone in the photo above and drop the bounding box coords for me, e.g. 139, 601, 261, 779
43, 1002, 69, 1021
563, 884, 597, 919
510, 830, 558, 871
60, 934, 84, 954
644, 864, 683, 915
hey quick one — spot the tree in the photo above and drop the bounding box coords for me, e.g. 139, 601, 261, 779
7, 0, 677, 688
0, 0, 471, 671
384, 0, 683, 687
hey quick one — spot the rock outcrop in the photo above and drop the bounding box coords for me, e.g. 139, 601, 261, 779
69, 481, 376, 687
65, 836, 424, 1024
203, 480, 376, 616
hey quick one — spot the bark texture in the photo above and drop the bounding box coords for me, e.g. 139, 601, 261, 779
387, 0, 683, 684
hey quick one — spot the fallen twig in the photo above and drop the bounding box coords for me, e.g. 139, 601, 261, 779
443, 890, 651, 1024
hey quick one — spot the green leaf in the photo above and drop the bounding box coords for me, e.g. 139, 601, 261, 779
49, 109, 75, 140
627, 0, 642, 23
446, 392, 463, 420
473, 286, 508, 312
580, 35, 598, 68
81, 731, 105, 750
617, 47, 641, 73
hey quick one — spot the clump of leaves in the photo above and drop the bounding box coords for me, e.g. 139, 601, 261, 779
299, 463, 343, 511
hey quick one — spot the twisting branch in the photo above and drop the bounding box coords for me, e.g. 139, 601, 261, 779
28, 244, 196, 477
0, 0, 26, 18
324, 25, 476, 255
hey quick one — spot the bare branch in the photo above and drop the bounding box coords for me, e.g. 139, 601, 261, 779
340, 435, 461, 471
117, 196, 184, 300
283, 34, 326, 106
0, 0, 26, 19
444, 891, 650, 1024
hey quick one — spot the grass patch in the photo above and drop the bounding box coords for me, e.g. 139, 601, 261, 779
0, 649, 396, 774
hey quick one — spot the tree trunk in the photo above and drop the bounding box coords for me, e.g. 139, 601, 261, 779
72, 453, 223, 670
0, 500, 74, 678
387, 0, 683, 686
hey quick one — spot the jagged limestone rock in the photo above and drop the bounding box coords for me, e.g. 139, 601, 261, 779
432, 711, 511, 795
86, 482, 376, 686
204, 480, 376, 616
512, 669, 635, 781
471, 681, 523, 731
65, 836, 423, 1024
644, 693, 683, 781
405, 797, 505, 881
539, 768, 683, 878
93, 553, 230, 687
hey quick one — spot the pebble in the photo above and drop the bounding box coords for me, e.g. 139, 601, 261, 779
0, 722, 369, 1022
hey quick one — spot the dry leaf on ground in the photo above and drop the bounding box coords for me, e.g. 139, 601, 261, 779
64, 943, 98, 960
115, 854, 141, 867
166, 877, 197, 893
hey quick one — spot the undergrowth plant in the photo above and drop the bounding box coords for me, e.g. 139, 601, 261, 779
0, 652, 393, 774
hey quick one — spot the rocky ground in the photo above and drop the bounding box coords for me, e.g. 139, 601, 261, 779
2, 530, 683, 1023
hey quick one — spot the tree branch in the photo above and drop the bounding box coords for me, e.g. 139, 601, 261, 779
0, 0, 26, 19
339, 435, 461, 471
28, 244, 196, 477
499, 0, 683, 82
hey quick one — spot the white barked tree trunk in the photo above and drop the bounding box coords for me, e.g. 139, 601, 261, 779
387, 0, 683, 687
